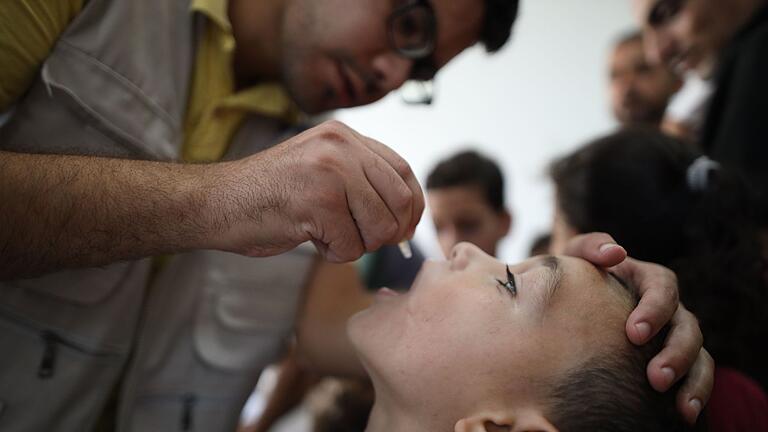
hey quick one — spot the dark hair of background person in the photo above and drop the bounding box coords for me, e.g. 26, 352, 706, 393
481, 0, 520, 52
529, 233, 552, 256
550, 128, 768, 390
313, 380, 374, 432
426, 150, 506, 212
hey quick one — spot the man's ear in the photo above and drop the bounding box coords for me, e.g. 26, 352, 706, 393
455, 410, 558, 432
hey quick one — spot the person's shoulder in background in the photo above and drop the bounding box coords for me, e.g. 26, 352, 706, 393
707, 367, 768, 432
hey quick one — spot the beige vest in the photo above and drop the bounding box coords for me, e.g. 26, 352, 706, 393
0, 0, 315, 430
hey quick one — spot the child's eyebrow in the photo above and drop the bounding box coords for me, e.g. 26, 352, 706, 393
540, 255, 564, 309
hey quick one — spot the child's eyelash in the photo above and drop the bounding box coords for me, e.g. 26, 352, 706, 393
496, 265, 517, 297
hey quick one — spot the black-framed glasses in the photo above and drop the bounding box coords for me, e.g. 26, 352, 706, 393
648, 0, 685, 27
387, 0, 438, 104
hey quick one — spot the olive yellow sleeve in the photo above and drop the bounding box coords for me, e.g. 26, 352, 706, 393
0, 0, 85, 111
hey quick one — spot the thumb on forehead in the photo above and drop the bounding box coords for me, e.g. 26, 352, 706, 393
562, 232, 627, 267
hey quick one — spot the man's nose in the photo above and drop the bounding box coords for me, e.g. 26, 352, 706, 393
371, 51, 413, 95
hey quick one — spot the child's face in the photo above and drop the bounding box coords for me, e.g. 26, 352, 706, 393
348, 243, 634, 424
428, 185, 510, 258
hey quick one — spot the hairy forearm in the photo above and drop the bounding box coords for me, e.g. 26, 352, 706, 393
0, 150, 231, 279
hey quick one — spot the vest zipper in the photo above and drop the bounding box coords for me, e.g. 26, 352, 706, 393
0, 308, 126, 381
36, 329, 123, 379
38, 331, 59, 378
181, 394, 196, 431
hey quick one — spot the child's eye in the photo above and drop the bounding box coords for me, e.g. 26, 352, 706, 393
496, 265, 517, 297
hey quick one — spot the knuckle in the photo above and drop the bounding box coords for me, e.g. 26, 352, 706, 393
320, 119, 349, 132
368, 222, 398, 251
348, 241, 365, 260
663, 266, 678, 285
676, 310, 703, 348
392, 188, 413, 213
381, 221, 399, 241
312, 189, 345, 214
586, 232, 613, 245
306, 147, 347, 177
391, 158, 413, 179
681, 340, 702, 365
315, 120, 352, 144
657, 266, 679, 300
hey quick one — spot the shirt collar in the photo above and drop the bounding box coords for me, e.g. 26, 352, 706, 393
191, 0, 231, 31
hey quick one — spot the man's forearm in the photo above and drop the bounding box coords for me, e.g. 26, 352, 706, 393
0, 121, 428, 278
0, 150, 228, 280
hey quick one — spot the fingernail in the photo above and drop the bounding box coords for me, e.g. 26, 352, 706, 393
689, 398, 702, 418
661, 367, 676, 386
599, 243, 619, 254
635, 322, 651, 340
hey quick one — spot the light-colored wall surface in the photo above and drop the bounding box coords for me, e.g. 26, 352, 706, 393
337, 0, 635, 263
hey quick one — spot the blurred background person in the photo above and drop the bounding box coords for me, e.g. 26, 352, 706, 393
426, 150, 512, 258
609, 30, 682, 127
662, 72, 715, 144
549, 128, 768, 431
632, 0, 768, 226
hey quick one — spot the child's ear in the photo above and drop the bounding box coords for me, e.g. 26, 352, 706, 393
455, 410, 558, 432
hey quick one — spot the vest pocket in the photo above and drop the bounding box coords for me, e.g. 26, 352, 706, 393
128, 393, 244, 432
193, 252, 314, 372
0, 310, 127, 432
0, 39, 179, 161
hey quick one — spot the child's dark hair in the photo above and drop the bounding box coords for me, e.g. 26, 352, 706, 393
548, 328, 702, 431
549, 277, 703, 432
550, 127, 768, 389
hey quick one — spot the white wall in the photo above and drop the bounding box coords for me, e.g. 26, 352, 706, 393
337, 0, 635, 263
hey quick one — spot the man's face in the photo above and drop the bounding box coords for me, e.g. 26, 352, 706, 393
631, 0, 736, 76
279, 0, 483, 113
609, 38, 681, 125
347, 243, 634, 421
428, 185, 510, 258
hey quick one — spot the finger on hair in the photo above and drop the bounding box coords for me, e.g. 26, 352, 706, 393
675, 349, 714, 425
646, 306, 703, 392
617, 260, 679, 344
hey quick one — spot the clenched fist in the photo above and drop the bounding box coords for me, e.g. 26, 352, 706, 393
205, 121, 424, 262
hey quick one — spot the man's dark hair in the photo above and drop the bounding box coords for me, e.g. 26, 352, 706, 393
550, 127, 768, 390
480, 0, 520, 52
426, 150, 506, 212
